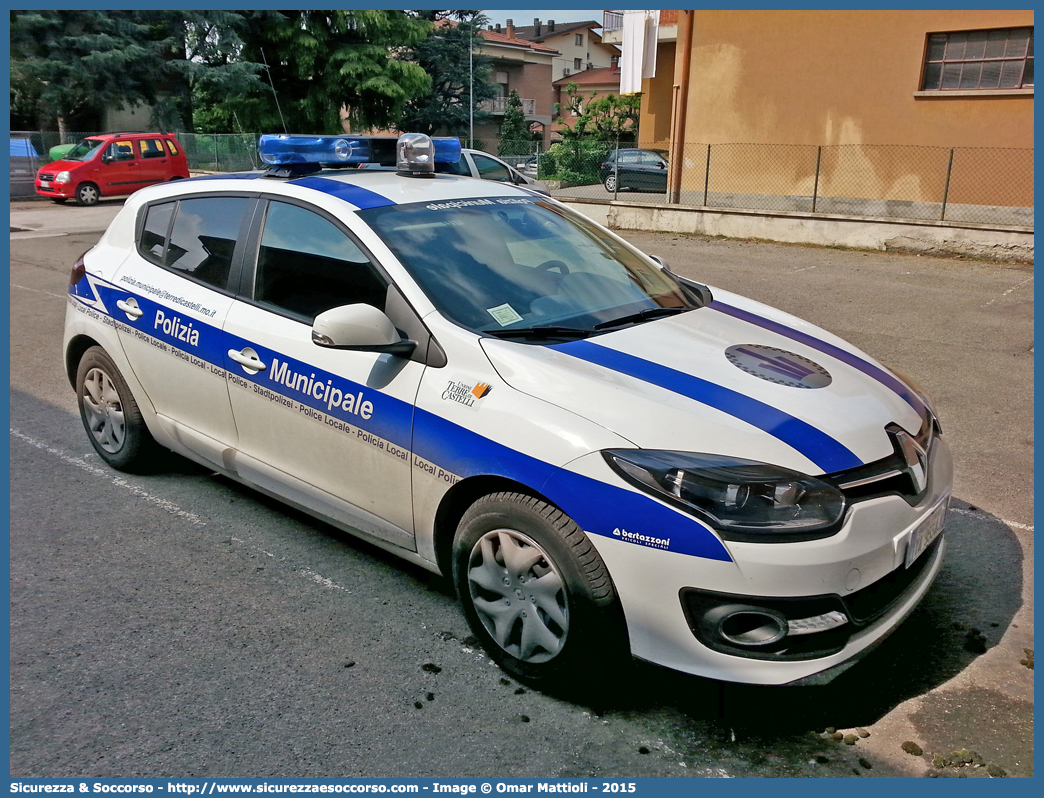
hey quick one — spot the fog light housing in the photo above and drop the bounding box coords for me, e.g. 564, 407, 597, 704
681, 588, 853, 660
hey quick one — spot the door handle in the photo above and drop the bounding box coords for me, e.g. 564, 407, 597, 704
116, 298, 143, 319
228, 348, 267, 372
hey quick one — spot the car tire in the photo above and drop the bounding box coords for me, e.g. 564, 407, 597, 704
452, 492, 627, 686
75, 182, 100, 206
76, 346, 160, 472
604, 174, 618, 193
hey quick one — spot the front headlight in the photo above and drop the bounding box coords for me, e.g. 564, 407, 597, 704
603, 450, 847, 542
55, 171, 71, 183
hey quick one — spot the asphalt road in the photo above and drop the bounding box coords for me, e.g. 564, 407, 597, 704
8, 200, 1034, 778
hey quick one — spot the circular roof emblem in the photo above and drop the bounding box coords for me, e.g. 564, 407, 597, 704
725, 344, 832, 389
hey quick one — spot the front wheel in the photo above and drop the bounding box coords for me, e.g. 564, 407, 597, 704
76, 346, 160, 472
453, 492, 627, 686
75, 182, 100, 206
604, 173, 618, 193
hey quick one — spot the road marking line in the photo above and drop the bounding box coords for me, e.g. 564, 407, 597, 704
11, 283, 65, 299
948, 506, 1032, 532
10, 427, 206, 526
981, 276, 1033, 308
300, 569, 352, 592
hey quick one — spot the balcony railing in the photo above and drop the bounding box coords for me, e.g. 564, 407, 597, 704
478, 96, 537, 116
603, 10, 677, 31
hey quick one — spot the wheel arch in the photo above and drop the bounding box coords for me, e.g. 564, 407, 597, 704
65, 334, 103, 389
432, 474, 558, 579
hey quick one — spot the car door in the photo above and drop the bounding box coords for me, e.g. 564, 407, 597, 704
616, 150, 640, 189
98, 140, 144, 195
642, 151, 669, 192
110, 194, 257, 467
135, 137, 172, 186
221, 198, 423, 549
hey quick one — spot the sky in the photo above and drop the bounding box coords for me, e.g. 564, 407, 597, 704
481, 9, 609, 29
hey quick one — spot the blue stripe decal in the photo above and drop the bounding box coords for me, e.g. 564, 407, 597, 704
288, 176, 395, 209
81, 275, 731, 561
550, 340, 863, 473
709, 300, 925, 415
413, 409, 732, 561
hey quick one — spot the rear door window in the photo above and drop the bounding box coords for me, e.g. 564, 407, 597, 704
139, 139, 166, 159
140, 196, 254, 290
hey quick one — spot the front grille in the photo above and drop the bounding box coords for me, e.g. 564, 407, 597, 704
38, 173, 55, 181
825, 413, 940, 506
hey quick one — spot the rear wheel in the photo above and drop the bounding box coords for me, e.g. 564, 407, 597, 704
453, 492, 627, 686
76, 346, 160, 472
604, 173, 618, 193
75, 182, 100, 206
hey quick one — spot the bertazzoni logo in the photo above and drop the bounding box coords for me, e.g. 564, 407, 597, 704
725, 344, 832, 389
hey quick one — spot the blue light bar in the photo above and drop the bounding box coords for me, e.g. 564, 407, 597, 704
432, 138, 462, 164
258, 134, 462, 168
258, 135, 371, 166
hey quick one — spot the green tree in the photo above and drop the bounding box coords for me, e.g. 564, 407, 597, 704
399, 11, 496, 141
497, 89, 532, 156
556, 83, 641, 143
10, 10, 174, 137
173, 11, 267, 133
222, 10, 433, 134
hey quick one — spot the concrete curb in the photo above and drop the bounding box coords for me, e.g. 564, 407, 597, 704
561, 199, 1034, 263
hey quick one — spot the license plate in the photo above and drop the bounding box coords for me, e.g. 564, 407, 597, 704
40, 181, 50, 189
906, 495, 949, 567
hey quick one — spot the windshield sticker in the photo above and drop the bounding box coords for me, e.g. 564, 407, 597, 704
487, 303, 523, 326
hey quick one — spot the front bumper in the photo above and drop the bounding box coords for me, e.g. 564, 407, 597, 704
583, 436, 954, 685
35, 179, 74, 199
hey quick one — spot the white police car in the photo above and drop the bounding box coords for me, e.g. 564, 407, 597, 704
64, 133, 951, 687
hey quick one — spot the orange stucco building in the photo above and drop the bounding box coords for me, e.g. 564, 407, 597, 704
632, 10, 1033, 148
604, 10, 1033, 215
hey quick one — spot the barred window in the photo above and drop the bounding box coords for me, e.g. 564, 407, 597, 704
921, 27, 1033, 91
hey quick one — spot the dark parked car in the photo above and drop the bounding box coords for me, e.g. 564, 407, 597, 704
600, 148, 668, 193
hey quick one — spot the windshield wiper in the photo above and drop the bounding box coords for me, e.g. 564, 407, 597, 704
485, 325, 593, 340
593, 306, 690, 330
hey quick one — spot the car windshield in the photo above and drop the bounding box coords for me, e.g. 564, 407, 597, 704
65, 138, 106, 162
360, 197, 698, 338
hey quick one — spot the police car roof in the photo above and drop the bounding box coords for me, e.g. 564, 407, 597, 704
180, 168, 536, 211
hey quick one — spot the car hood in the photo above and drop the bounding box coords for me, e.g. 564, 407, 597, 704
39, 159, 85, 172
479, 288, 927, 476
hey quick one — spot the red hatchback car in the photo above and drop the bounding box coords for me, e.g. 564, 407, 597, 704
35, 132, 189, 206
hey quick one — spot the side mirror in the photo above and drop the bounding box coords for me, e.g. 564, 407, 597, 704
648, 254, 669, 270
311, 303, 416, 357
101, 153, 112, 164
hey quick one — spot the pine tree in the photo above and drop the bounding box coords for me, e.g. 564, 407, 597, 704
399, 11, 497, 141
497, 90, 532, 157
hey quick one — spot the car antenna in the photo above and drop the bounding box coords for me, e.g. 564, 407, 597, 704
260, 48, 289, 135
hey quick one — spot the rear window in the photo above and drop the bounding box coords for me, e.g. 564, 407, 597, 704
165, 139, 179, 156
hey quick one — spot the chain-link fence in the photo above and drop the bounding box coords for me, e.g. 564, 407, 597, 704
12, 131, 1033, 228
542, 140, 1033, 227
